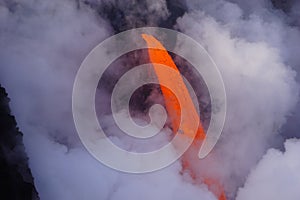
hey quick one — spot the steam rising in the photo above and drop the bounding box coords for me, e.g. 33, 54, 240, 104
236, 139, 300, 200
0, 0, 299, 200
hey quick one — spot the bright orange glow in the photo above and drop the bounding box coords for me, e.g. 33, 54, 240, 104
142, 34, 226, 200
141, 34, 205, 140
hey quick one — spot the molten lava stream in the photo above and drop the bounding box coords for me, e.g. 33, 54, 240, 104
142, 34, 226, 200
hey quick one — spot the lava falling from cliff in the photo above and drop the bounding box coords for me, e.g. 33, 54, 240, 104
142, 33, 226, 200
1, 1, 300, 200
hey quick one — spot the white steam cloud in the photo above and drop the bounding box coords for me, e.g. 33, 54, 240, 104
0, 0, 300, 200
0, 0, 216, 199
176, 0, 300, 198
236, 139, 300, 200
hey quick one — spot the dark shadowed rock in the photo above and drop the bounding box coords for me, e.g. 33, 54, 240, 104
0, 85, 39, 200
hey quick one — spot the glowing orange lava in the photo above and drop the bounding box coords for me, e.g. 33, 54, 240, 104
141, 34, 205, 140
142, 34, 226, 200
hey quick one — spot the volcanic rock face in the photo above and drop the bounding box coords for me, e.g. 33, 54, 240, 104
0, 85, 39, 200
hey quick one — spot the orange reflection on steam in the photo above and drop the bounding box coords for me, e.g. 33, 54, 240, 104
142, 34, 226, 200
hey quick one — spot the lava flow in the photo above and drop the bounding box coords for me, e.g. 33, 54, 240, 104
142, 34, 226, 200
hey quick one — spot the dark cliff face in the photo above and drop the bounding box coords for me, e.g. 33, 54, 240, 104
0, 85, 39, 200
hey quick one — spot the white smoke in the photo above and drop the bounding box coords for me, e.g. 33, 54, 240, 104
236, 139, 300, 200
176, 0, 300, 198
0, 0, 111, 145
0, 0, 216, 200
24, 130, 216, 200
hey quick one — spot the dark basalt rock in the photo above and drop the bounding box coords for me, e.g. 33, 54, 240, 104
0, 85, 39, 200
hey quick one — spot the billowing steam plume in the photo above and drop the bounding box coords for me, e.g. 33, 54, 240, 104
0, 0, 299, 200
